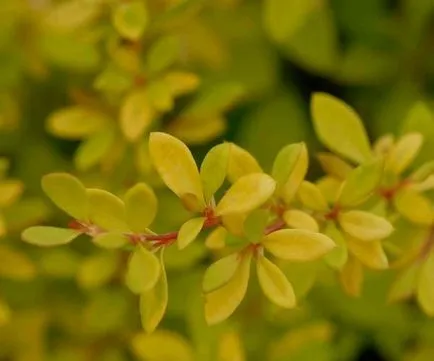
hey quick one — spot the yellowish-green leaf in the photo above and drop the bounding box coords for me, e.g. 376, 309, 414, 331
47, 106, 108, 139
205, 226, 227, 250
339, 210, 394, 241
337, 159, 383, 207
347, 237, 388, 269
0, 215, 5, 237
244, 209, 270, 243
121, 90, 155, 142
93, 232, 127, 249
283, 209, 319, 232
0, 180, 23, 207
177, 217, 205, 250
203, 252, 240, 293
394, 188, 433, 225
317, 152, 353, 180
412, 174, 434, 192
149, 132, 204, 208
373, 134, 395, 156
227, 143, 262, 183
411, 160, 434, 182
200, 143, 230, 202
262, 229, 335, 261
146, 79, 173, 112
131, 330, 194, 361
217, 329, 245, 361
215, 173, 276, 216
41, 172, 88, 220
204, 252, 252, 325
125, 182, 158, 232
22, 226, 81, 247
164, 71, 200, 96
112, 0, 148, 41
221, 213, 247, 238
298, 181, 329, 211
87, 188, 128, 231
388, 262, 420, 303
311, 92, 372, 164
386, 132, 423, 175
339, 256, 363, 297
323, 222, 348, 270
77, 252, 119, 289
140, 252, 168, 333
0, 298, 11, 327
316, 176, 342, 203
257, 255, 296, 308
125, 245, 161, 294
417, 251, 434, 316
272, 143, 309, 203
146, 35, 180, 75
0, 245, 36, 280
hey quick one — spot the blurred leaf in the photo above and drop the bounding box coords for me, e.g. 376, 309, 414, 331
346, 237, 388, 269
394, 189, 433, 225
77, 251, 119, 289
417, 251, 434, 316
112, 0, 148, 41
145, 35, 180, 75
323, 222, 348, 270
0, 244, 36, 280
339, 211, 394, 241
298, 181, 329, 211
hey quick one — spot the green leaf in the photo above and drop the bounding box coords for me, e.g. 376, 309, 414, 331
337, 159, 383, 207
272, 143, 309, 203
411, 160, 434, 182
93, 232, 127, 249
317, 152, 353, 180
146, 79, 174, 112
388, 262, 420, 303
262, 229, 335, 261
215, 173, 276, 216
323, 222, 348, 270
177, 217, 205, 250
140, 252, 168, 333
244, 209, 270, 243
256, 255, 296, 308
417, 251, 434, 316
339, 211, 394, 241
203, 252, 240, 293
125, 182, 158, 232
41, 172, 88, 220
200, 143, 230, 203
394, 189, 433, 225
46, 106, 108, 140
298, 181, 329, 211
0, 245, 36, 280
87, 188, 128, 231
22, 226, 81, 247
311, 92, 372, 164
112, 0, 148, 41
125, 246, 161, 294
145, 35, 180, 75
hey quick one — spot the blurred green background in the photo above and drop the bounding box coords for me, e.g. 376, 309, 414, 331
1, 0, 434, 360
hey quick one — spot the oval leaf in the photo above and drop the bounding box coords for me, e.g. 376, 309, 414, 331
215, 173, 276, 216
339, 256, 363, 297
22, 226, 81, 247
297, 181, 329, 211
346, 237, 388, 269
177, 217, 205, 250
323, 223, 348, 270
203, 252, 241, 293
205, 226, 227, 250
125, 182, 158, 232
93, 232, 127, 249
256, 255, 296, 308
339, 210, 394, 241
394, 189, 433, 225
317, 152, 352, 180
386, 132, 423, 175
227, 144, 262, 183
126, 246, 161, 294
262, 229, 335, 261
283, 209, 319, 232
112, 0, 148, 41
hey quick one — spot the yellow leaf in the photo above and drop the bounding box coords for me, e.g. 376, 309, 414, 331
125, 246, 161, 294
316, 176, 342, 203
92, 232, 127, 249
346, 237, 388, 269
215, 173, 276, 216
297, 181, 329, 211
386, 132, 423, 175
47, 106, 108, 139
77, 252, 119, 289
87, 188, 128, 231
121, 90, 155, 142
283, 209, 319, 232
0, 180, 23, 207
339, 256, 363, 297
262, 229, 335, 261
417, 251, 434, 316
205, 226, 227, 250
164, 71, 200, 96
373, 134, 395, 156
205, 252, 251, 325
217, 329, 245, 361
257, 255, 296, 308
411, 174, 434, 192
339, 210, 394, 241
140, 252, 168, 333
131, 330, 194, 361
203, 252, 241, 293
221, 213, 247, 237
0, 245, 36, 280
227, 144, 262, 183
125, 182, 158, 232
388, 262, 420, 303
394, 189, 433, 225
177, 217, 205, 250
317, 152, 352, 180
112, 0, 148, 41
311, 92, 372, 164
149, 132, 205, 209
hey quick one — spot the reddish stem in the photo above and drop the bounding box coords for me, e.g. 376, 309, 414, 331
264, 219, 286, 235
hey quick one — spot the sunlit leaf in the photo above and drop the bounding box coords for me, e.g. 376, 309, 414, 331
394, 189, 433, 225
227, 144, 262, 183
125, 245, 161, 294
41, 173, 88, 220
205, 226, 227, 250
417, 251, 434, 316
257, 254, 296, 308
311, 92, 372, 163
177, 217, 205, 250
339, 211, 394, 241
203, 252, 240, 293
346, 237, 388, 269
112, 0, 148, 41
262, 229, 335, 261
386, 133, 423, 175
298, 181, 329, 211
22, 226, 81, 247
215, 173, 276, 216
339, 256, 363, 297
125, 182, 158, 232
283, 209, 319, 232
